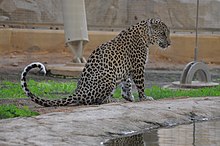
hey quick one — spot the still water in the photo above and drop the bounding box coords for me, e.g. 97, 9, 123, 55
104, 120, 220, 146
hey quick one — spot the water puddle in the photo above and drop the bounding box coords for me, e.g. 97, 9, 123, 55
104, 120, 220, 146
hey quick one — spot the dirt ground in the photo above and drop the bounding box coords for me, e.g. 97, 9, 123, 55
1, 53, 220, 114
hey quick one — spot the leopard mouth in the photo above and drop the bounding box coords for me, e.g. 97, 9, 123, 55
159, 42, 170, 49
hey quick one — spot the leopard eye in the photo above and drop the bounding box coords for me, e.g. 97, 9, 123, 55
160, 31, 166, 36
152, 25, 158, 30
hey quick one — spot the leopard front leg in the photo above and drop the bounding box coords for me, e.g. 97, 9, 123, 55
121, 78, 134, 102
132, 67, 154, 101
103, 78, 134, 103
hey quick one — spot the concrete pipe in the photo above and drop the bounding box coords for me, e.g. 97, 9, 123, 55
62, 0, 89, 63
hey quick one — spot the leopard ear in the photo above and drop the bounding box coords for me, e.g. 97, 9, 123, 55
147, 18, 161, 36
150, 18, 162, 29
149, 18, 162, 25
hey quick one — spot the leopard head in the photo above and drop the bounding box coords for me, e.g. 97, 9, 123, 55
147, 18, 171, 49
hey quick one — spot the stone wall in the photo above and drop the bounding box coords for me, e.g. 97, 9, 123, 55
0, 0, 62, 23
0, 0, 220, 31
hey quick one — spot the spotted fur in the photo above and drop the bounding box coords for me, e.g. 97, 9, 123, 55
21, 18, 170, 107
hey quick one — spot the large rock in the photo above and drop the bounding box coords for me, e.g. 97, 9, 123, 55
0, 0, 62, 23
0, 97, 220, 145
85, 0, 220, 30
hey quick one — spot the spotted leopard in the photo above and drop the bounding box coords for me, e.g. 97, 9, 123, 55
21, 18, 171, 107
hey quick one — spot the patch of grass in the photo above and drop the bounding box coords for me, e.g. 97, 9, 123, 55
0, 104, 39, 119
113, 85, 220, 100
112, 87, 121, 99
0, 80, 77, 99
28, 80, 77, 99
145, 85, 220, 100
0, 80, 220, 100
0, 81, 25, 98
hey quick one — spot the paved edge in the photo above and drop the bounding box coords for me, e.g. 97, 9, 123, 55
0, 97, 220, 146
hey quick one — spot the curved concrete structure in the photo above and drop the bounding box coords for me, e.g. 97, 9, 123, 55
180, 61, 211, 84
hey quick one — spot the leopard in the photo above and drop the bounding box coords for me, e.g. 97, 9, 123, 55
21, 18, 171, 107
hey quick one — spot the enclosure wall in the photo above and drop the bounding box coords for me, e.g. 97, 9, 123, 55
1, 29, 220, 64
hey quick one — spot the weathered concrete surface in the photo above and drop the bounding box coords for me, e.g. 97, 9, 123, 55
0, 97, 220, 146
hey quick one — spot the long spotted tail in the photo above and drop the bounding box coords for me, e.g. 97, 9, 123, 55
21, 62, 77, 107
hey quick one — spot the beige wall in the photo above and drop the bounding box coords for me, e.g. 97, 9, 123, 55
0, 29, 65, 55
0, 29, 220, 64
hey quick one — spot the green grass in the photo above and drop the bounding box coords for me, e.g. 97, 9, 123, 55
1, 80, 220, 119
0, 80, 77, 99
113, 85, 220, 100
145, 85, 220, 100
1, 80, 220, 100
0, 104, 39, 119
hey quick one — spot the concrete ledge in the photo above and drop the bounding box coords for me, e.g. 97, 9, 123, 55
0, 28, 220, 64
0, 97, 219, 145
46, 64, 84, 77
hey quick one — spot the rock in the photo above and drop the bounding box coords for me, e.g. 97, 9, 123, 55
11, 62, 18, 66
0, 0, 41, 22
0, 97, 220, 145
0, 16, 9, 21
0, 0, 220, 30
0, 0, 62, 23
85, 0, 220, 30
